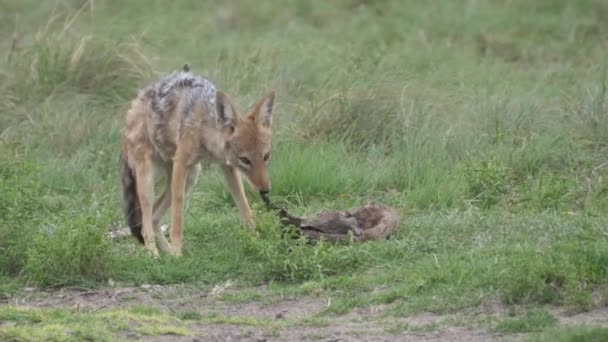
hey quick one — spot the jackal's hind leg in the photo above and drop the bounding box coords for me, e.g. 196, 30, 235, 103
185, 163, 201, 194
153, 181, 172, 254
154, 164, 200, 255
134, 154, 159, 257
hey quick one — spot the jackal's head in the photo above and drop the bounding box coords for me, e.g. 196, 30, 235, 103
216, 90, 275, 195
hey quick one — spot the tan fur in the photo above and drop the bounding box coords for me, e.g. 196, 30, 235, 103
121, 70, 275, 257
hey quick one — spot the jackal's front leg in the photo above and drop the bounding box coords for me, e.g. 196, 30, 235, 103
222, 165, 254, 228
170, 154, 189, 257
134, 154, 158, 256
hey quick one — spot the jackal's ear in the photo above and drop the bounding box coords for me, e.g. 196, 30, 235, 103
251, 91, 275, 128
216, 90, 238, 129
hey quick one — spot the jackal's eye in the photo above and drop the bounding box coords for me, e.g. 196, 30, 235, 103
239, 156, 251, 166
263, 152, 271, 162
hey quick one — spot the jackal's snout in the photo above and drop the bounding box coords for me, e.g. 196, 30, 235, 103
248, 165, 271, 194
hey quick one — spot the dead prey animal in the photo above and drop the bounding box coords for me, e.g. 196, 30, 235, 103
260, 193, 400, 243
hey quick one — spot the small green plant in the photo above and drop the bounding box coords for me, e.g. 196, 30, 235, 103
500, 256, 566, 305
0, 157, 47, 276
239, 212, 366, 282
25, 211, 116, 286
464, 157, 514, 208
495, 309, 557, 333
177, 310, 203, 321
0, 305, 188, 341
530, 326, 608, 342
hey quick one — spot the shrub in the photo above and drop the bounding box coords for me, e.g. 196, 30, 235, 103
0, 157, 47, 276
25, 211, 116, 286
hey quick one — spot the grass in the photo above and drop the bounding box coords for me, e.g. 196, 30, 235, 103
1, 0, 608, 339
530, 326, 608, 342
495, 309, 557, 333
0, 305, 190, 341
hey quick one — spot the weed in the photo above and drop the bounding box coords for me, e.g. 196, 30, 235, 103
495, 309, 557, 333
530, 326, 608, 342
25, 210, 116, 286
239, 212, 367, 282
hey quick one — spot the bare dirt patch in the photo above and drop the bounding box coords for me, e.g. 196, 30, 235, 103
553, 306, 608, 328
3, 285, 608, 341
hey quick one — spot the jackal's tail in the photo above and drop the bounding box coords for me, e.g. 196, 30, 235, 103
120, 152, 144, 244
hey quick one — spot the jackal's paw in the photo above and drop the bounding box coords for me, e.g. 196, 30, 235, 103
145, 244, 159, 258
242, 216, 255, 229
171, 243, 183, 258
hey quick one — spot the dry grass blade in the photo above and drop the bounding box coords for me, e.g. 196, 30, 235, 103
6, 14, 19, 64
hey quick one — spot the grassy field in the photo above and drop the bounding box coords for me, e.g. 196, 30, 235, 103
1, 0, 608, 340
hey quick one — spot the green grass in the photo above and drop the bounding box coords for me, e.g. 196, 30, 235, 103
1, 0, 608, 338
0, 305, 190, 341
495, 309, 557, 333
530, 326, 608, 342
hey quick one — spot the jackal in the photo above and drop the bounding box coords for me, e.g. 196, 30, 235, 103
120, 65, 275, 256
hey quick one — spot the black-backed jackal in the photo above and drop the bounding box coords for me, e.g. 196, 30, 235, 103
120, 65, 275, 256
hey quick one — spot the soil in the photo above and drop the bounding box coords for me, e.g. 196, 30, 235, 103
3, 284, 608, 341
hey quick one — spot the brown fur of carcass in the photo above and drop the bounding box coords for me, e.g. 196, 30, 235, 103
262, 194, 400, 243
